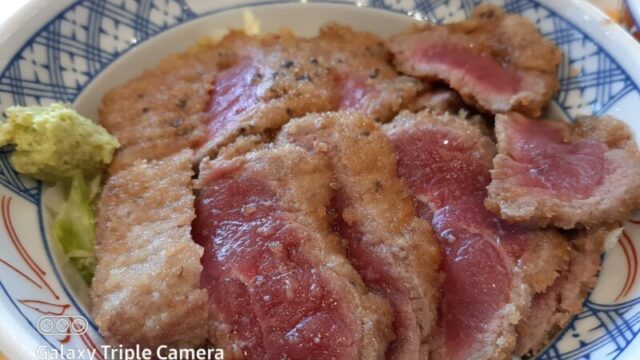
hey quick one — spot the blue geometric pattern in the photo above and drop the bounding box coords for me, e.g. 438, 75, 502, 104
0, 0, 195, 108
0, 0, 638, 359
0, 148, 38, 204
537, 298, 640, 360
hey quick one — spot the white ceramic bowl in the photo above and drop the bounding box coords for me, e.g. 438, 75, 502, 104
1, 0, 640, 359
627, 0, 640, 31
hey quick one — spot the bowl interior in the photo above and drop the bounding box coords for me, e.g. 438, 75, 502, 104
2, 1, 640, 359
41, 0, 639, 347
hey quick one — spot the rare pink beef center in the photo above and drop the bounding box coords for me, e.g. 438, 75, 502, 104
206, 62, 372, 138
503, 113, 608, 200
207, 60, 260, 137
415, 43, 521, 95
388, 126, 528, 360
193, 168, 357, 359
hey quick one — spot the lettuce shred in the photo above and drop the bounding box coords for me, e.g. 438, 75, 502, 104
52, 173, 101, 284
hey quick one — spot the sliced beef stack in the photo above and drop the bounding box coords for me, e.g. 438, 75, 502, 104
384, 5, 640, 357
94, 23, 423, 359
383, 111, 570, 360
193, 145, 393, 359
92, 3, 640, 359
277, 112, 441, 359
486, 112, 640, 229
389, 4, 561, 117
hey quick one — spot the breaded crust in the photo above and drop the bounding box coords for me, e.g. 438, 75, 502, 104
197, 145, 394, 359
91, 149, 208, 348
101, 25, 420, 172
195, 25, 421, 162
314, 24, 422, 122
99, 44, 219, 174
486, 114, 640, 229
278, 112, 441, 359
515, 226, 611, 355
216, 135, 267, 160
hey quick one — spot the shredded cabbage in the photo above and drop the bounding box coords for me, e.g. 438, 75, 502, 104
0, 103, 118, 284
52, 173, 101, 284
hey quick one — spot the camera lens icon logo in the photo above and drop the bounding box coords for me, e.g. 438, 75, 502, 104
37, 316, 88, 336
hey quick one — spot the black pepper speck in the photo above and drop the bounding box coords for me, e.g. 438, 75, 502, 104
282, 60, 294, 69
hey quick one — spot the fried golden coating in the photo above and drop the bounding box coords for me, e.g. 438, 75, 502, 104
91, 150, 207, 349
100, 45, 219, 173
515, 226, 611, 356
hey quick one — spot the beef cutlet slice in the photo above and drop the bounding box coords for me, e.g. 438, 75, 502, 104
389, 4, 561, 117
384, 111, 569, 360
193, 30, 340, 162
195, 25, 421, 162
91, 149, 208, 349
193, 144, 394, 359
278, 112, 441, 359
101, 24, 421, 173
486, 113, 640, 229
